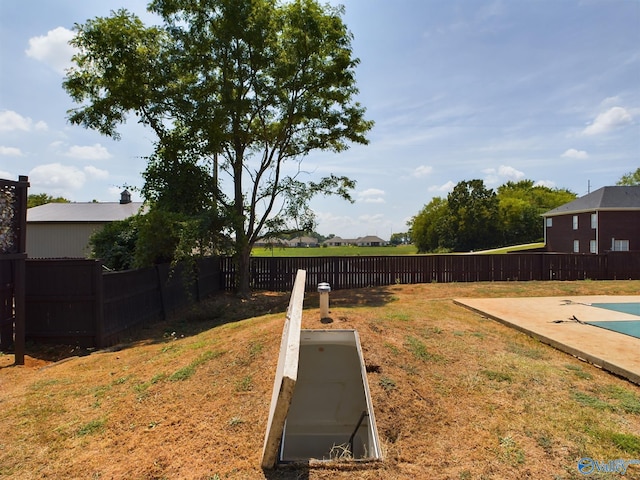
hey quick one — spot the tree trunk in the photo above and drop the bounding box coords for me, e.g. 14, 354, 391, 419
235, 237, 252, 299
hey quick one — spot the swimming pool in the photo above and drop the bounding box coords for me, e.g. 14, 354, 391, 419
591, 302, 640, 317
586, 303, 640, 339
586, 320, 640, 339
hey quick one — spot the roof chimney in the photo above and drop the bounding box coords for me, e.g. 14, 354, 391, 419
120, 189, 132, 204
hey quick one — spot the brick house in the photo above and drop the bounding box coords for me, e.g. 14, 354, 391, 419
542, 186, 640, 254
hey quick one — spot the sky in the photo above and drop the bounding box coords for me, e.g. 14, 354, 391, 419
1, 0, 639, 240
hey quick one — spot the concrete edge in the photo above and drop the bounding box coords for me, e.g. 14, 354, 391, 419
452, 300, 640, 386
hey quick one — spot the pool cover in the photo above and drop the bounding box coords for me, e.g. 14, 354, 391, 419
586, 321, 640, 340
591, 302, 640, 316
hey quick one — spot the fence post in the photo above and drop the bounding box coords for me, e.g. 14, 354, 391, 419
94, 261, 105, 348
13, 258, 25, 364
12, 176, 28, 365
156, 264, 167, 320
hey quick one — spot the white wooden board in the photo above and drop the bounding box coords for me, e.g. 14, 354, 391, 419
261, 269, 306, 469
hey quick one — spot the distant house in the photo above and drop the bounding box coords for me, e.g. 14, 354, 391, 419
322, 237, 353, 247
354, 235, 387, 247
254, 237, 287, 248
323, 236, 350, 247
286, 236, 318, 247
542, 186, 640, 254
322, 235, 388, 247
26, 190, 143, 258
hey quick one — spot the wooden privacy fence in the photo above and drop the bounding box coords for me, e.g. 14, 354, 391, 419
23, 251, 638, 347
26, 257, 221, 348
221, 251, 640, 291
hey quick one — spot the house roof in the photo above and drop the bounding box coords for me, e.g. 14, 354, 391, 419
27, 202, 144, 223
356, 235, 386, 243
288, 236, 318, 244
542, 186, 640, 217
322, 237, 353, 244
322, 235, 387, 244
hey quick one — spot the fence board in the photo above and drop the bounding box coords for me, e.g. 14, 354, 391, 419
0, 262, 13, 351
25, 259, 102, 346
222, 252, 640, 291
196, 257, 222, 298
607, 252, 640, 280
102, 266, 163, 346
25, 257, 223, 348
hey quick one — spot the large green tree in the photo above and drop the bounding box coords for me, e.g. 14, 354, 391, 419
89, 216, 139, 271
445, 179, 499, 251
617, 168, 640, 186
410, 179, 576, 253
409, 197, 448, 253
497, 180, 575, 245
64, 0, 372, 297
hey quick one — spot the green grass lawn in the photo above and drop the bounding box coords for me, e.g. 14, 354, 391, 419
251, 244, 418, 256
251, 242, 544, 257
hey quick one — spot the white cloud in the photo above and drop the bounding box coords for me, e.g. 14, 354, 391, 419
583, 106, 633, 135
29, 163, 86, 191
314, 210, 391, 239
429, 180, 455, 193
0, 110, 38, 132
0, 170, 13, 179
534, 180, 556, 188
600, 96, 622, 108
358, 188, 385, 203
84, 166, 109, 179
65, 144, 112, 160
363, 197, 385, 204
358, 213, 386, 225
108, 186, 124, 198
25, 27, 77, 74
412, 165, 433, 178
561, 148, 588, 159
483, 165, 525, 185
0, 146, 23, 156
497, 165, 525, 180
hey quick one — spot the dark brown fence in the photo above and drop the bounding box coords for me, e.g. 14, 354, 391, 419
23, 251, 638, 347
26, 257, 221, 348
221, 251, 640, 291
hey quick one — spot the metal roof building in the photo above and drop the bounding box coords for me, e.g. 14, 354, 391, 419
26, 191, 143, 258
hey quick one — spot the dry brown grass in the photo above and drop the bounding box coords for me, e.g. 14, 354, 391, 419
1, 280, 640, 480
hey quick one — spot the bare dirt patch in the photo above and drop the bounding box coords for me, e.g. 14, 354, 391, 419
1, 281, 640, 479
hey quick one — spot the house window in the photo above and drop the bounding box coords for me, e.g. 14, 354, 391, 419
590, 240, 597, 254
573, 240, 580, 253
591, 213, 597, 229
572, 215, 578, 230
546, 217, 552, 227
612, 239, 629, 252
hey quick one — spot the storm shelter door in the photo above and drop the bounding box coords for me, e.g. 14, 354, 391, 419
279, 329, 382, 463
261, 269, 305, 469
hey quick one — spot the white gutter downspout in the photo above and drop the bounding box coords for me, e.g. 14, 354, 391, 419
594, 211, 599, 254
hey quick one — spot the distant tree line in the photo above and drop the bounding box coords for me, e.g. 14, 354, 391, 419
409, 179, 576, 253
27, 193, 70, 208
